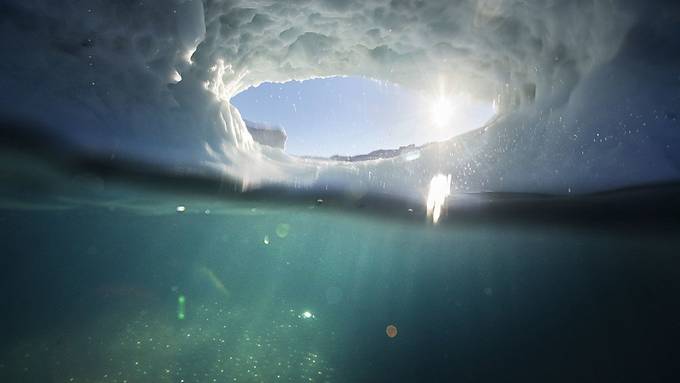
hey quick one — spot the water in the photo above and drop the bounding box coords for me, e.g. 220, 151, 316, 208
1, 146, 680, 382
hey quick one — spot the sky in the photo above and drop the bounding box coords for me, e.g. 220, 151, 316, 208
232, 76, 495, 157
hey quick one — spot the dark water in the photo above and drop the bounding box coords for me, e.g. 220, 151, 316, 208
1, 145, 680, 382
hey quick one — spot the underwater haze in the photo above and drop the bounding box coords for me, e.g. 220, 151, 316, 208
1, 146, 680, 382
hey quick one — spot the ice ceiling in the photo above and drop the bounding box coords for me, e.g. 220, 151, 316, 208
0, 0, 679, 198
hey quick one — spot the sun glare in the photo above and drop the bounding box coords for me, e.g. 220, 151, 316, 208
429, 96, 454, 128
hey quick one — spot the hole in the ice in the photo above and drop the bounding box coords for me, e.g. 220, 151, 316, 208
231, 76, 495, 159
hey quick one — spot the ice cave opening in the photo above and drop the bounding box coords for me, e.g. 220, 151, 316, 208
231, 76, 496, 159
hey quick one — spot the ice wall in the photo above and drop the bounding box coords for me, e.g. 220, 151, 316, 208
1, 0, 678, 197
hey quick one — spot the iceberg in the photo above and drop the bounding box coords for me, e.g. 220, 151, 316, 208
0, 0, 677, 200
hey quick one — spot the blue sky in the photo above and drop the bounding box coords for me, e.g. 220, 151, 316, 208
232, 76, 494, 157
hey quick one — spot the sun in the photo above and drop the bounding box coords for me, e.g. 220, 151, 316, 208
429, 95, 454, 128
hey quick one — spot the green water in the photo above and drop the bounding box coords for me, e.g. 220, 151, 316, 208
1, 187, 679, 382
0, 146, 679, 382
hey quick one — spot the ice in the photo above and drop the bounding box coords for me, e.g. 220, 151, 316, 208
0, 0, 678, 199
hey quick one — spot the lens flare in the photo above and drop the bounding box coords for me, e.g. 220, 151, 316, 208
426, 174, 452, 224
386, 324, 398, 338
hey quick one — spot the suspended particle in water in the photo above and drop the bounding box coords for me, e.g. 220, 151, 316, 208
263, 235, 270, 245
386, 324, 398, 338
177, 295, 186, 320
300, 311, 315, 319
176, 205, 186, 213
275, 223, 290, 238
